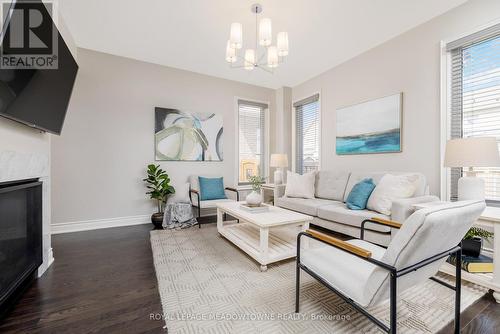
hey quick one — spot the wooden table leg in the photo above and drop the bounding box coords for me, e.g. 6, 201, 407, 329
259, 227, 269, 272
217, 208, 224, 232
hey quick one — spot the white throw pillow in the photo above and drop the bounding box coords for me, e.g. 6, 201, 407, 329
367, 174, 418, 215
167, 183, 191, 204
285, 171, 316, 199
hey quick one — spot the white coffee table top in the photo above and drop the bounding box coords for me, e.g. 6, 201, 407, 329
216, 201, 313, 227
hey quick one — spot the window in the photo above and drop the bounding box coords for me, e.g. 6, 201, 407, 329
238, 100, 267, 184
448, 25, 500, 202
294, 94, 320, 174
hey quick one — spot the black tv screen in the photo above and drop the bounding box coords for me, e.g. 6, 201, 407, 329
0, 0, 78, 135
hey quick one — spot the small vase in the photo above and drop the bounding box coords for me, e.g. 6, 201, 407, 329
246, 190, 263, 206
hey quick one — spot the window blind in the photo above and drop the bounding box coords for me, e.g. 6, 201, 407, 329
449, 32, 500, 202
238, 100, 267, 184
294, 94, 320, 174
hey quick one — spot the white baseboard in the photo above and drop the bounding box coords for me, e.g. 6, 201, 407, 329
51, 214, 151, 234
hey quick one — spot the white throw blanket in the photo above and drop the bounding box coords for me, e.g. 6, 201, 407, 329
162, 203, 197, 229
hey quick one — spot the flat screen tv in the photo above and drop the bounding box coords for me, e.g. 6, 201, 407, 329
0, 0, 78, 135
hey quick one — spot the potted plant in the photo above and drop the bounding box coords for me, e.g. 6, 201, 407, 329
462, 227, 494, 257
246, 175, 266, 206
143, 164, 175, 229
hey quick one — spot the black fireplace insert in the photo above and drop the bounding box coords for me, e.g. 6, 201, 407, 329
0, 179, 42, 320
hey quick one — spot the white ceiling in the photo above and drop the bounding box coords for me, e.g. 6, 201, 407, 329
59, 0, 467, 89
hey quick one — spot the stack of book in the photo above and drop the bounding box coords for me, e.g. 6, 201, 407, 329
447, 254, 493, 273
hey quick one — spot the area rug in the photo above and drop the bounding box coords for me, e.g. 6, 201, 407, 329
150, 225, 487, 333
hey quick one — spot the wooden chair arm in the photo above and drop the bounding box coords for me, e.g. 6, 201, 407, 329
306, 229, 372, 258
190, 189, 199, 194
225, 187, 238, 192
368, 218, 402, 229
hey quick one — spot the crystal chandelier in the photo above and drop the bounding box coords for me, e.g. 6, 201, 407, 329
225, 3, 289, 73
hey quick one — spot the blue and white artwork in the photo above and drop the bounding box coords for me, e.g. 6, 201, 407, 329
336, 93, 402, 155
155, 107, 223, 161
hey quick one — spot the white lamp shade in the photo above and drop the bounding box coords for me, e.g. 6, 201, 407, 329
259, 18, 272, 46
225, 41, 237, 63
230, 22, 243, 49
270, 153, 288, 168
267, 46, 279, 68
244, 49, 255, 70
444, 137, 500, 167
277, 32, 289, 56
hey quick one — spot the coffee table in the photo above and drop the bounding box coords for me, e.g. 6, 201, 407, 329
216, 201, 313, 271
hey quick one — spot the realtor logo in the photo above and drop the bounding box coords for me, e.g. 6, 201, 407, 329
0, 0, 58, 69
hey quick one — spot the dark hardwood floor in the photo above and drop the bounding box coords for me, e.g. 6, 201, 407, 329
0, 224, 164, 334
0, 222, 499, 333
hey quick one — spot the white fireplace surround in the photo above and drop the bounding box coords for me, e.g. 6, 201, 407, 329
0, 150, 52, 277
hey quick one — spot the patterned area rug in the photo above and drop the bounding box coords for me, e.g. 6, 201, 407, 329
150, 225, 486, 333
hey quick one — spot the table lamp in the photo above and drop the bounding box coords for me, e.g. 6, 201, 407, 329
444, 137, 500, 200
270, 154, 288, 185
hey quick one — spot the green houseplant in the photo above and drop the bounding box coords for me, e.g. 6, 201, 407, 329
143, 164, 175, 228
246, 175, 266, 206
462, 227, 494, 257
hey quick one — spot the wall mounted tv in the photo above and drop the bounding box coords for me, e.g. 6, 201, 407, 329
0, 0, 78, 135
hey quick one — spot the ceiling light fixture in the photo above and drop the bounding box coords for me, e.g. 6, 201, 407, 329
225, 3, 289, 73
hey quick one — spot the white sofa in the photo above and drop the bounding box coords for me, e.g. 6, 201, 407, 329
275, 171, 439, 246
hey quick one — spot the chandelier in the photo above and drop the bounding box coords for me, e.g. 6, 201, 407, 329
225, 3, 289, 73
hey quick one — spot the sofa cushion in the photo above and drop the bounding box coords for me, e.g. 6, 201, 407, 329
315, 171, 350, 201
343, 172, 386, 202
346, 178, 376, 210
343, 172, 427, 202
366, 174, 418, 215
285, 171, 316, 198
317, 204, 392, 233
275, 197, 341, 216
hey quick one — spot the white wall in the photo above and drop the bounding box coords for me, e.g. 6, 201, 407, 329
51, 49, 275, 225
292, 0, 500, 196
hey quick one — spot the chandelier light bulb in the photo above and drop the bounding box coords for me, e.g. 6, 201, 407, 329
225, 41, 237, 63
277, 32, 289, 57
259, 18, 272, 46
244, 49, 256, 70
267, 46, 279, 68
230, 22, 243, 49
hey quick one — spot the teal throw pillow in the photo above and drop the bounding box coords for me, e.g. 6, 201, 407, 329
346, 178, 376, 210
198, 177, 227, 201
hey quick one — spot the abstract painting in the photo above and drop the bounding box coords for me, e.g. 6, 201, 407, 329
336, 93, 402, 155
155, 107, 223, 161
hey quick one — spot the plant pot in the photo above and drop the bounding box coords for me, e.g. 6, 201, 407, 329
246, 190, 263, 206
151, 212, 164, 229
462, 237, 482, 257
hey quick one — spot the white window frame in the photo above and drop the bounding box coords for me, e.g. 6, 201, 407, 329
440, 19, 500, 201
292, 92, 322, 173
234, 96, 270, 187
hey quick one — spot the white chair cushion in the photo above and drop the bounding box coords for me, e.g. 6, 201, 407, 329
194, 198, 234, 209
367, 174, 418, 215
285, 171, 316, 199
301, 239, 386, 307
315, 171, 350, 201
317, 204, 392, 233
275, 197, 341, 216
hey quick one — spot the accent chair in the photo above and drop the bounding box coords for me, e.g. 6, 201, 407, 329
296, 200, 486, 334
